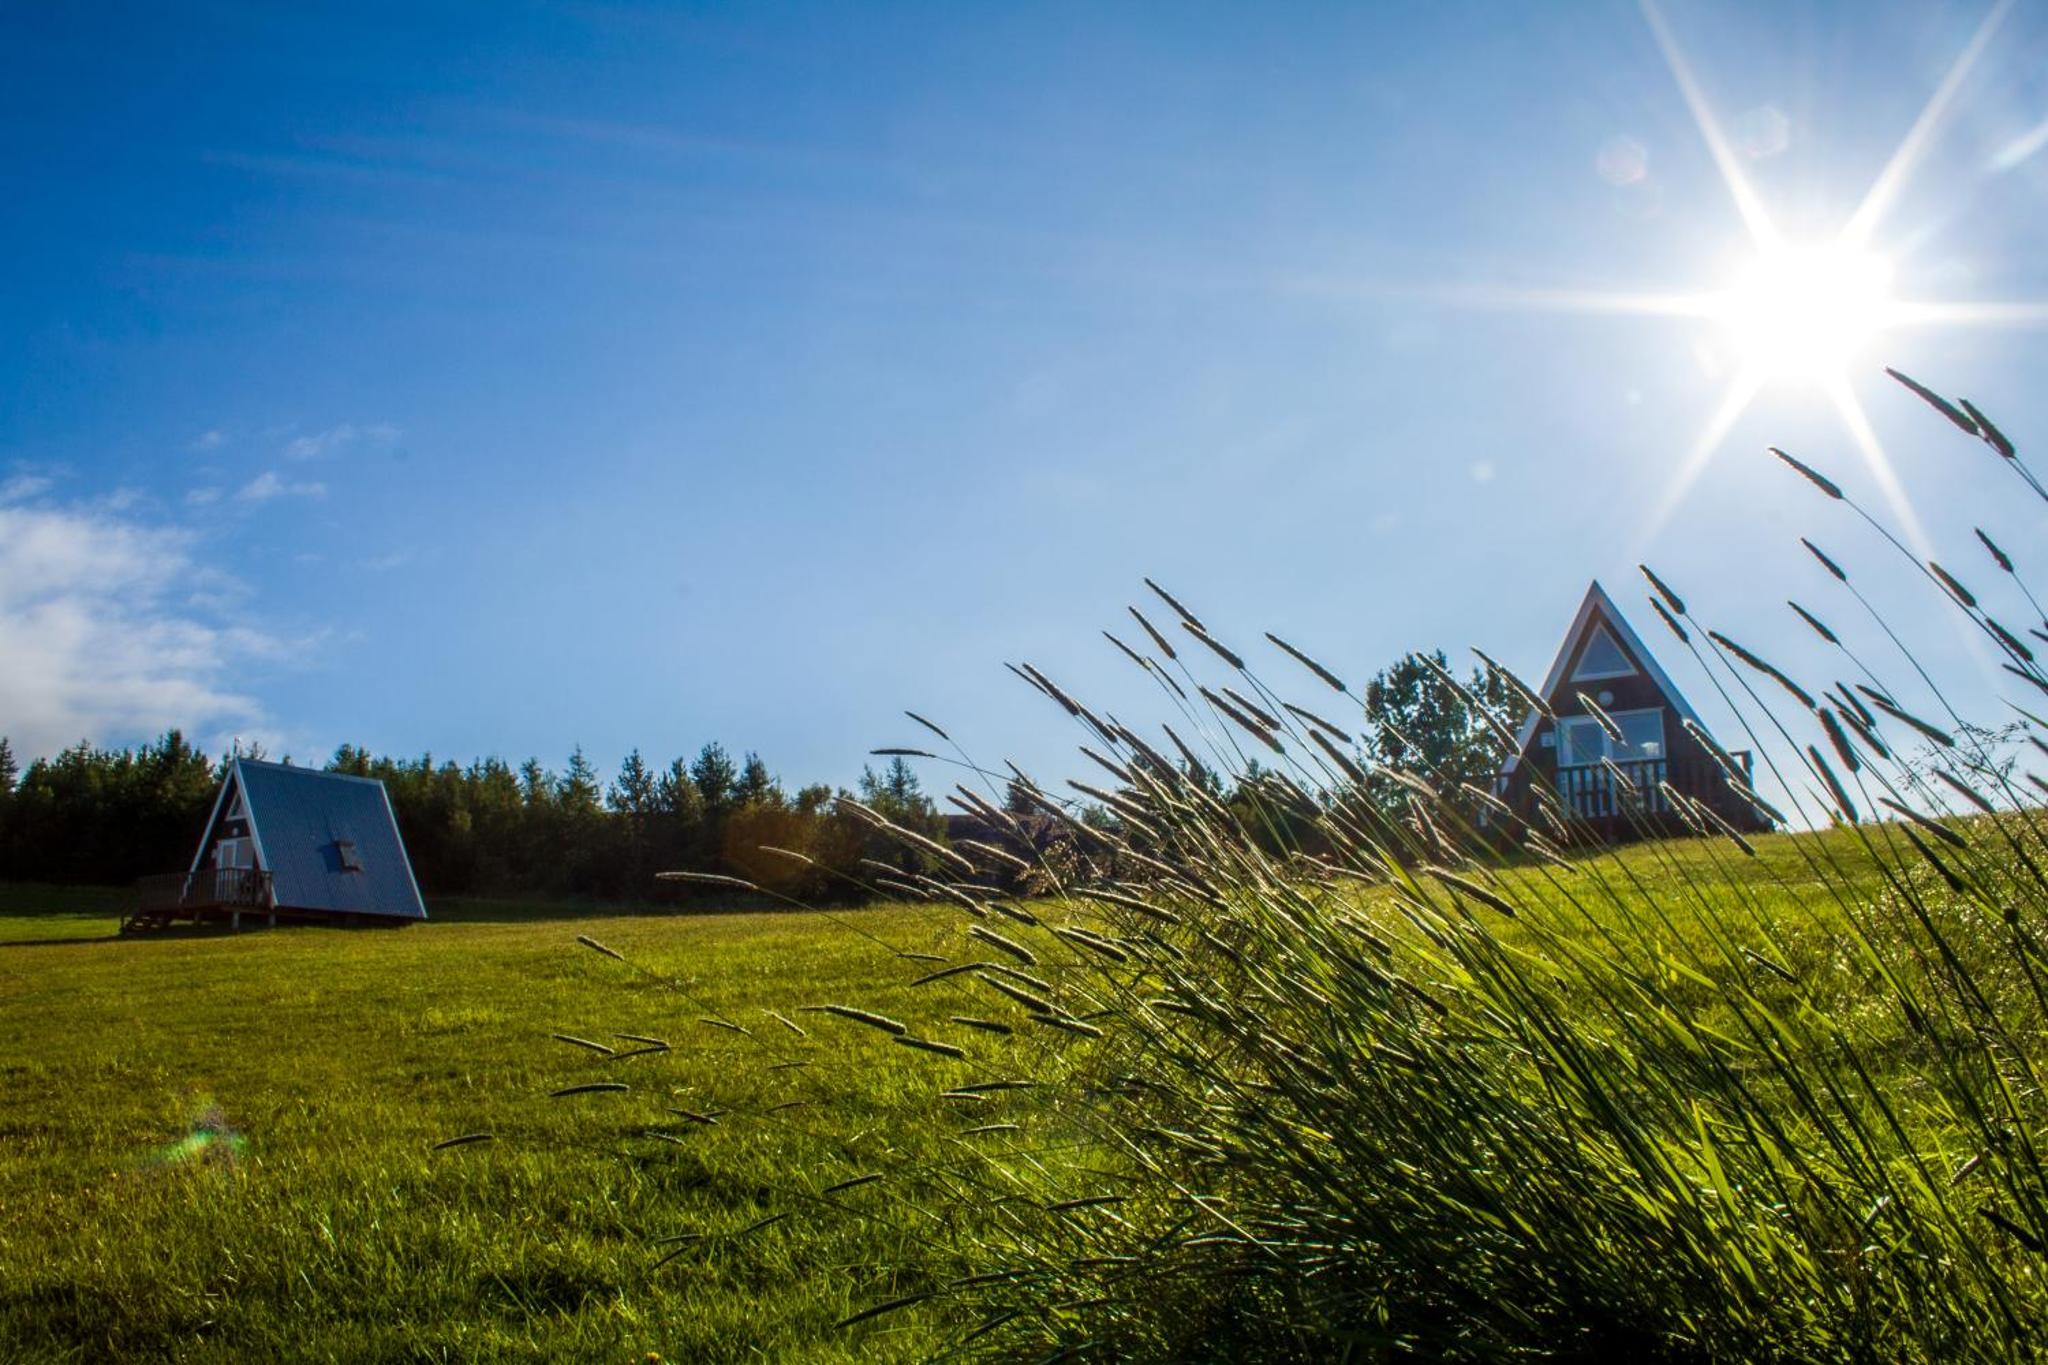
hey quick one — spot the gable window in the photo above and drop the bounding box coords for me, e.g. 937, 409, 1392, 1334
1571, 624, 1636, 681
216, 837, 253, 869
335, 839, 363, 872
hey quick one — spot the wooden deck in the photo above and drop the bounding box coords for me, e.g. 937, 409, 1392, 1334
1545, 751, 1764, 841
126, 868, 274, 933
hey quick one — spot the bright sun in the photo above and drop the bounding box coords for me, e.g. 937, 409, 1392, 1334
1409, 0, 2048, 555
1714, 242, 1896, 384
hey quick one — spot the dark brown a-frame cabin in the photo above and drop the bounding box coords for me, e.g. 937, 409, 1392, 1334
1492, 582, 1771, 844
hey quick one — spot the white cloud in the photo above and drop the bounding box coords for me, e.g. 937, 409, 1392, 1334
189, 429, 225, 452
1470, 460, 1496, 484
0, 501, 272, 760
237, 470, 327, 503
0, 474, 54, 503
186, 486, 223, 506
282, 421, 399, 461
360, 550, 412, 572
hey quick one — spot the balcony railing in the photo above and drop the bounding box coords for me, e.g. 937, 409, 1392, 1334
1553, 752, 1754, 822
136, 867, 273, 914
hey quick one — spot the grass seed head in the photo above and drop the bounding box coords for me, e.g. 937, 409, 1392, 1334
1885, 367, 1980, 435
803, 1004, 910, 1036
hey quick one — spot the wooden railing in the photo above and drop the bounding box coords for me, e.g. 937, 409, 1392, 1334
1554, 752, 1754, 822
136, 867, 273, 914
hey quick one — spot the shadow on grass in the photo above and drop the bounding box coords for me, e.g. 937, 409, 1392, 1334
0, 923, 254, 947
0, 933, 127, 948
424, 898, 744, 924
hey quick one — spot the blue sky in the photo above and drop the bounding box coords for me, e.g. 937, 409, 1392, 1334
4, 1, 2047, 793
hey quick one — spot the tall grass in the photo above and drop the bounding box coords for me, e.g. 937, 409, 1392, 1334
563, 372, 2048, 1358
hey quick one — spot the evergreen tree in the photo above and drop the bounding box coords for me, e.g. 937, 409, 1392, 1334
328, 743, 373, 776
608, 749, 658, 817
653, 755, 707, 890
657, 757, 704, 820
690, 743, 737, 810
880, 755, 920, 806
735, 752, 779, 808
518, 758, 552, 807
609, 749, 660, 898
556, 747, 607, 894
858, 757, 949, 875
559, 746, 603, 814
0, 735, 14, 871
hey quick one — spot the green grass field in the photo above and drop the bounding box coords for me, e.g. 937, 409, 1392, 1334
0, 818, 2035, 1360
0, 888, 990, 1363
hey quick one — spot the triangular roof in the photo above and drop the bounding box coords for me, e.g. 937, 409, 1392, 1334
1499, 581, 1709, 776
191, 759, 426, 919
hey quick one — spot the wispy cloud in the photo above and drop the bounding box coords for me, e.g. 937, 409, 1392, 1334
359, 550, 413, 572
282, 421, 399, 461
0, 500, 274, 759
0, 474, 54, 504
186, 486, 224, 507
189, 428, 226, 453
1989, 114, 2048, 174
237, 471, 328, 503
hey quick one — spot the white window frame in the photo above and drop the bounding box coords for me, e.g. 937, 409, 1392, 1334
216, 837, 253, 869
1570, 624, 1638, 682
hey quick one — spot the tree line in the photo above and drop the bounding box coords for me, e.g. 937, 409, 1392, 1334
0, 651, 1511, 904
0, 733, 954, 904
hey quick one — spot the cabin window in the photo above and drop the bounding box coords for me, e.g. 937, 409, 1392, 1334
1556, 709, 1665, 767
1557, 716, 1607, 767
1571, 625, 1636, 681
216, 837, 252, 869
1612, 709, 1666, 762
335, 839, 363, 872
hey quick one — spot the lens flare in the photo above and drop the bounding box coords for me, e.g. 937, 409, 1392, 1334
150, 1093, 245, 1167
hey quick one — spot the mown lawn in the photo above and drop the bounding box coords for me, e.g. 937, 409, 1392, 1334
0, 890, 989, 1363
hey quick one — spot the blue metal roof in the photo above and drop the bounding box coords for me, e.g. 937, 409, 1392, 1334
230, 759, 427, 919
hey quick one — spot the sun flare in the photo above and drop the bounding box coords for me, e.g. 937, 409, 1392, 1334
1402, 0, 2048, 554
1713, 242, 1896, 385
